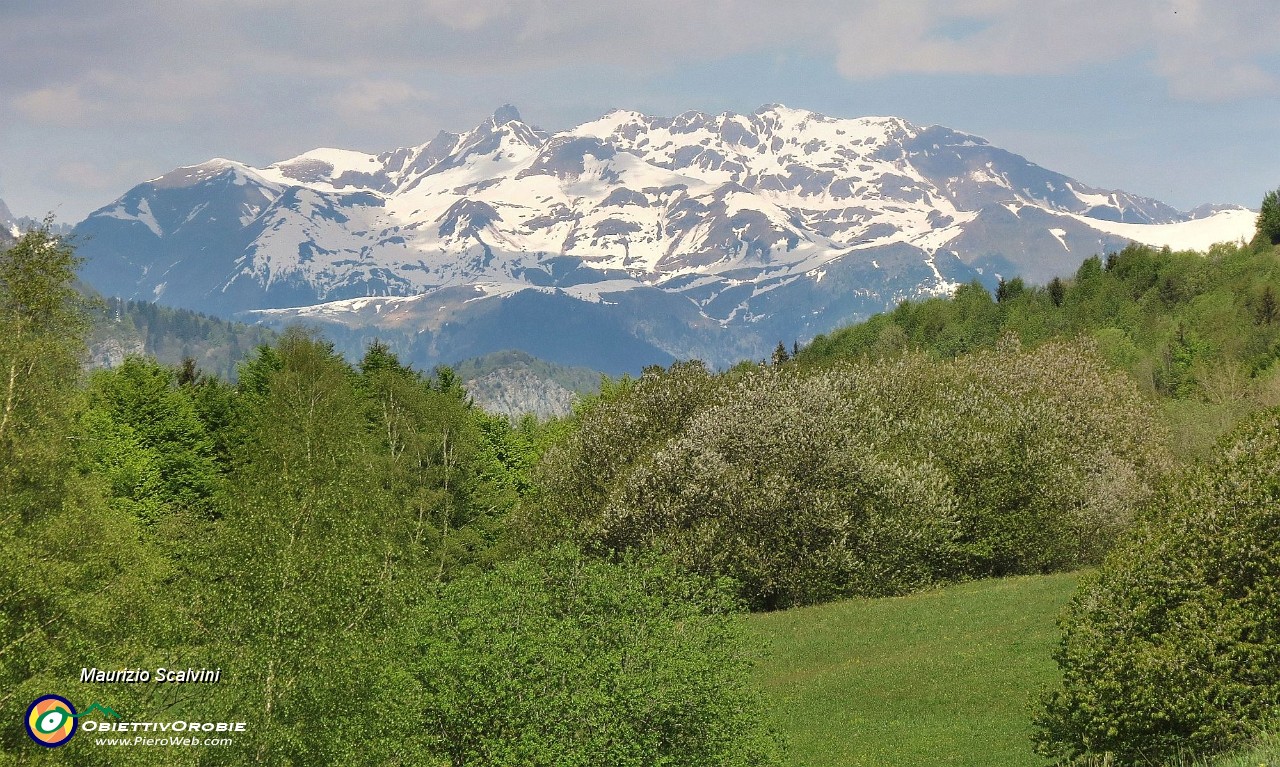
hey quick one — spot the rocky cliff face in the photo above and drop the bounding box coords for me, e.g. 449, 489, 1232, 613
454, 349, 599, 419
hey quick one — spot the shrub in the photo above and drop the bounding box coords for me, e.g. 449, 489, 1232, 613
412, 548, 781, 766
604, 365, 960, 609
529, 360, 717, 542
1035, 408, 1280, 765
535, 340, 1167, 610
905, 338, 1168, 575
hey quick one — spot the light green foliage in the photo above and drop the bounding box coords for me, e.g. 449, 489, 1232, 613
915, 339, 1168, 575
997, 276, 1027, 303
360, 343, 516, 579
0, 480, 174, 767
0, 226, 170, 765
802, 241, 1280, 457
806, 242, 1278, 376
4, 228, 804, 764
530, 361, 716, 542
413, 547, 781, 767
178, 360, 242, 466
76, 403, 167, 523
81, 357, 221, 522
1036, 408, 1280, 766
936, 281, 1002, 356
869, 340, 1165, 576
604, 364, 960, 609
199, 330, 423, 765
0, 223, 86, 513
537, 340, 1163, 609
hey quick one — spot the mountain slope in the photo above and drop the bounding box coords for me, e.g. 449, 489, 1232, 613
0, 199, 18, 248
453, 349, 601, 419
87, 296, 276, 380
74, 105, 1254, 370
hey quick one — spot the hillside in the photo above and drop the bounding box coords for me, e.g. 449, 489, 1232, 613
749, 572, 1081, 767
87, 296, 276, 380
800, 240, 1280, 455
6, 204, 1278, 766
452, 349, 601, 419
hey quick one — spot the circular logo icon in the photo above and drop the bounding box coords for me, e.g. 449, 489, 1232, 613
25, 695, 77, 747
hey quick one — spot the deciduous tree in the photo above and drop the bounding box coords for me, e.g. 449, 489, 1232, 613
1036, 409, 1280, 765
413, 548, 781, 767
200, 330, 423, 764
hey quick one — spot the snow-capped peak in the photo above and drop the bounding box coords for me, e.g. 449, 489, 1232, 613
571, 109, 650, 140
77, 104, 1256, 371
272, 148, 382, 177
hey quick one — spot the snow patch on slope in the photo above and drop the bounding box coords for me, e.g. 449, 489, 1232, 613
100, 196, 163, 237
1071, 209, 1254, 251
1049, 227, 1068, 250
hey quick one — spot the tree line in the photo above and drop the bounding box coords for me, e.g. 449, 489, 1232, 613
803, 235, 1280, 458
0, 225, 777, 766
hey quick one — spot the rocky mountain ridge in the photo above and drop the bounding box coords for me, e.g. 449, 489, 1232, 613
73, 105, 1255, 371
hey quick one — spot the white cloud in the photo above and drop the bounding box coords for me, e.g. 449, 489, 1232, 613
13, 84, 97, 125
4, 0, 1276, 137
827, 0, 1279, 101
0, 0, 1274, 222
1149, 0, 1280, 101
11, 68, 232, 126
326, 79, 435, 123
52, 161, 117, 191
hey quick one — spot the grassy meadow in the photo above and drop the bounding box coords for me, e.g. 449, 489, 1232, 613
750, 572, 1083, 766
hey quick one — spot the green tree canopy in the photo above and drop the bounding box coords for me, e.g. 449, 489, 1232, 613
82, 357, 221, 523
534, 340, 1166, 609
412, 547, 781, 767
1036, 407, 1280, 765
1257, 187, 1280, 247
199, 330, 423, 764
0, 226, 168, 764
0, 223, 87, 511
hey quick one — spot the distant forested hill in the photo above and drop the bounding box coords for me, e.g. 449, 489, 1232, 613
87, 295, 276, 380
452, 349, 601, 419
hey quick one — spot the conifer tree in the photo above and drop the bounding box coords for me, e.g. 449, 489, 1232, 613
1256, 187, 1280, 247
1047, 276, 1066, 307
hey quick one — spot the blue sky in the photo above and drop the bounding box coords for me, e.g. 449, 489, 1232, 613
1, 0, 1277, 222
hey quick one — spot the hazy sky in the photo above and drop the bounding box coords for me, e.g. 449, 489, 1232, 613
2, 0, 1277, 222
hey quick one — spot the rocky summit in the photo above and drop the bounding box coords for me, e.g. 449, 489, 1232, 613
73, 105, 1254, 372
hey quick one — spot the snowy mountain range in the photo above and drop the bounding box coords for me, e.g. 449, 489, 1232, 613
73, 105, 1255, 372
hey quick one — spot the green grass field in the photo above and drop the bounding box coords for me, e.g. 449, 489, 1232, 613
1200, 733, 1280, 767
749, 572, 1083, 767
